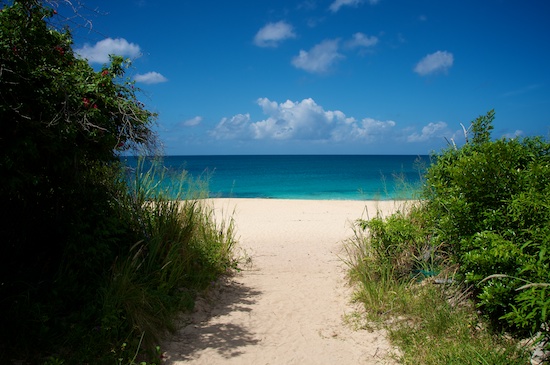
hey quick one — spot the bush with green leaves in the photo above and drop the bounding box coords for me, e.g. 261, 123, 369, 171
1, 0, 156, 359
344, 203, 438, 318
1, 1, 238, 363
355, 204, 438, 281
344, 110, 544, 363
423, 110, 550, 343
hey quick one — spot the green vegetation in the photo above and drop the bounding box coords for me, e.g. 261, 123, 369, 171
3, 0, 547, 363
345, 110, 549, 364
0, 1, 237, 363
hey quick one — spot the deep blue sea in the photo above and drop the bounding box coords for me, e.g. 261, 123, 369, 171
122, 155, 430, 200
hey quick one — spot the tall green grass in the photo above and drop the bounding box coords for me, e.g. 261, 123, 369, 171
17, 159, 240, 365
92, 158, 239, 363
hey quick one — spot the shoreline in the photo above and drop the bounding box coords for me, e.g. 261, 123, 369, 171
204, 197, 418, 222
205, 197, 418, 200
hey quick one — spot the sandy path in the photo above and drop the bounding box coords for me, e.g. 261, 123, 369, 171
163, 199, 404, 365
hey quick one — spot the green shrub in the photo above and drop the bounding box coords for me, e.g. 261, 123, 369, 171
423, 110, 550, 343
344, 203, 443, 319
1, 1, 156, 359
0, 2, 238, 363
355, 205, 437, 281
344, 201, 529, 364
345, 110, 548, 362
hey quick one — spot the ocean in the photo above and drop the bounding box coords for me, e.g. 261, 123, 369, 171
122, 155, 430, 200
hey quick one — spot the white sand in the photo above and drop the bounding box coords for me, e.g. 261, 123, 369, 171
163, 199, 409, 365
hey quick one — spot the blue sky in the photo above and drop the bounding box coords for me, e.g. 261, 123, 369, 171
68, 0, 549, 155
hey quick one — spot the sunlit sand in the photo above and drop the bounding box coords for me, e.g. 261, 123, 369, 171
163, 198, 410, 364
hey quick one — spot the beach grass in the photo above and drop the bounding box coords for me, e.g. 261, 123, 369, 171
96, 159, 239, 363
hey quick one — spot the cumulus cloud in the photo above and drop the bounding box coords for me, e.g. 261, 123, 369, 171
252, 98, 338, 140
414, 51, 454, 76
182, 116, 202, 127
329, 0, 378, 12
210, 97, 396, 143
209, 113, 252, 140
254, 21, 296, 47
134, 71, 168, 84
292, 39, 344, 73
345, 32, 378, 49
407, 121, 449, 142
331, 117, 396, 143
75, 38, 141, 64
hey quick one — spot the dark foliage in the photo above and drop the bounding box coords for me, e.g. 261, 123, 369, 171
0, 0, 156, 360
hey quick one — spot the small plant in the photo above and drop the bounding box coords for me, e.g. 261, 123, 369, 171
43, 356, 65, 365
343, 201, 434, 322
114, 333, 162, 365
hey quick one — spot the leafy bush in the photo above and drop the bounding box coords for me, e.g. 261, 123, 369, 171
1, 0, 156, 357
423, 110, 550, 342
0, 2, 238, 363
355, 204, 438, 281
344, 202, 446, 320
345, 110, 547, 362
344, 202, 529, 364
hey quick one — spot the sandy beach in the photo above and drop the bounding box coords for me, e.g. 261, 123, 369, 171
163, 199, 409, 364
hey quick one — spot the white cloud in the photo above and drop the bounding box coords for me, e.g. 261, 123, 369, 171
254, 21, 296, 47
414, 51, 454, 76
182, 116, 202, 127
209, 113, 252, 140
210, 97, 396, 143
329, 0, 361, 12
75, 38, 141, 64
329, 0, 378, 13
252, 98, 337, 140
292, 39, 344, 73
345, 32, 378, 49
134, 71, 168, 84
332, 117, 396, 142
502, 130, 523, 139
407, 121, 449, 142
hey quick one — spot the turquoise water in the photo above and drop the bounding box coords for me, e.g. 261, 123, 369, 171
122, 155, 430, 200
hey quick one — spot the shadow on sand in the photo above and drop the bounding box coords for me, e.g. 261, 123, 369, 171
163, 275, 262, 362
